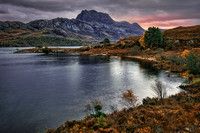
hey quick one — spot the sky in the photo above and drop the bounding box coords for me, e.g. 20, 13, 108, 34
0, 0, 199, 29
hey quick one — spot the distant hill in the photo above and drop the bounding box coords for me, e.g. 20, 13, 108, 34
0, 10, 145, 47
109, 25, 200, 50
163, 25, 200, 48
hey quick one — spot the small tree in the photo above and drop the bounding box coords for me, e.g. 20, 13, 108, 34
145, 27, 164, 48
152, 80, 167, 99
42, 46, 51, 55
120, 89, 138, 108
84, 100, 106, 118
104, 38, 110, 45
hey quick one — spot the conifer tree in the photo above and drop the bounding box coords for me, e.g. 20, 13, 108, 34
145, 27, 163, 48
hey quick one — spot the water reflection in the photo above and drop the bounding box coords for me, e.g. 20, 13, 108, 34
0, 48, 184, 133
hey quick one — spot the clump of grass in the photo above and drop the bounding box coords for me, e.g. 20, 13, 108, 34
84, 100, 106, 118
190, 78, 200, 85
184, 50, 200, 75
42, 46, 51, 55
130, 46, 140, 55
166, 54, 185, 65
98, 114, 105, 126
156, 48, 164, 54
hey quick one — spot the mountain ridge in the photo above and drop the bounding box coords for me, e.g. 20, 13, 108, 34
0, 10, 145, 46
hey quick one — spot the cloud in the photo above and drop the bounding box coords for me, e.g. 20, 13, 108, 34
0, 4, 9, 14
141, 19, 200, 29
0, 10, 8, 14
0, 0, 199, 29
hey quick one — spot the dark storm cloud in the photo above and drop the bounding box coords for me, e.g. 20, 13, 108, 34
0, 0, 75, 11
0, 5, 9, 14
0, 0, 199, 28
101, 0, 200, 20
0, 9, 8, 14
0, 10, 8, 14
1, 0, 199, 15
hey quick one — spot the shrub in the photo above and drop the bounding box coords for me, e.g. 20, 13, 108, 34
142, 97, 159, 105
167, 41, 171, 47
130, 46, 140, 55
166, 54, 185, 65
184, 51, 200, 75
190, 78, 200, 85
156, 48, 164, 54
84, 100, 106, 118
145, 27, 164, 48
104, 38, 110, 43
120, 89, 138, 108
142, 97, 151, 105
42, 46, 51, 55
181, 49, 190, 58
152, 80, 167, 99
100, 38, 110, 45
98, 115, 105, 126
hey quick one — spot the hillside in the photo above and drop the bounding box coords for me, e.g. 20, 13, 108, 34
17, 25, 200, 55
163, 25, 200, 48
0, 10, 145, 47
47, 84, 200, 133
15, 24, 200, 132
116, 25, 200, 50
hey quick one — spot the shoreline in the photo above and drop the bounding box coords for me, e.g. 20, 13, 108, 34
122, 55, 157, 62
13, 47, 200, 132
15, 47, 186, 76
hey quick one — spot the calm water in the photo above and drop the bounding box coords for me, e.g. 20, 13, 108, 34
0, 47, 184, 133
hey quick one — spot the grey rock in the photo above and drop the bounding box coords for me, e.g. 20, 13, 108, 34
187, 40, 194, 45
76, 10, 114, 24
175, 40, 180, 43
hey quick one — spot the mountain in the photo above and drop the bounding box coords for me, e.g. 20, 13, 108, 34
27, 10, 145, 41
0, 10, 145, 47
76, 10, 115, 24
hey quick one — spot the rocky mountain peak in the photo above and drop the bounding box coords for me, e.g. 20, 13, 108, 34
0, 10, 145, 42
76, 10, 114, 24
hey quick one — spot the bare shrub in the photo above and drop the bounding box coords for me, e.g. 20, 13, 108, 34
152, 80, 167, 99
109, 104, 118, 113
120, 89, 138, 108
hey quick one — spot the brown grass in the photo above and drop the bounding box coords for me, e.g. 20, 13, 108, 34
163, 25, 200, 40
47, 84, 200, 133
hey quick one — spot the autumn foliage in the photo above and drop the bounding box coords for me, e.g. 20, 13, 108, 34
120, 89, 138, 108
47, 83, 200, 133
181, 49, 190, 58
139, 32, 146, 48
